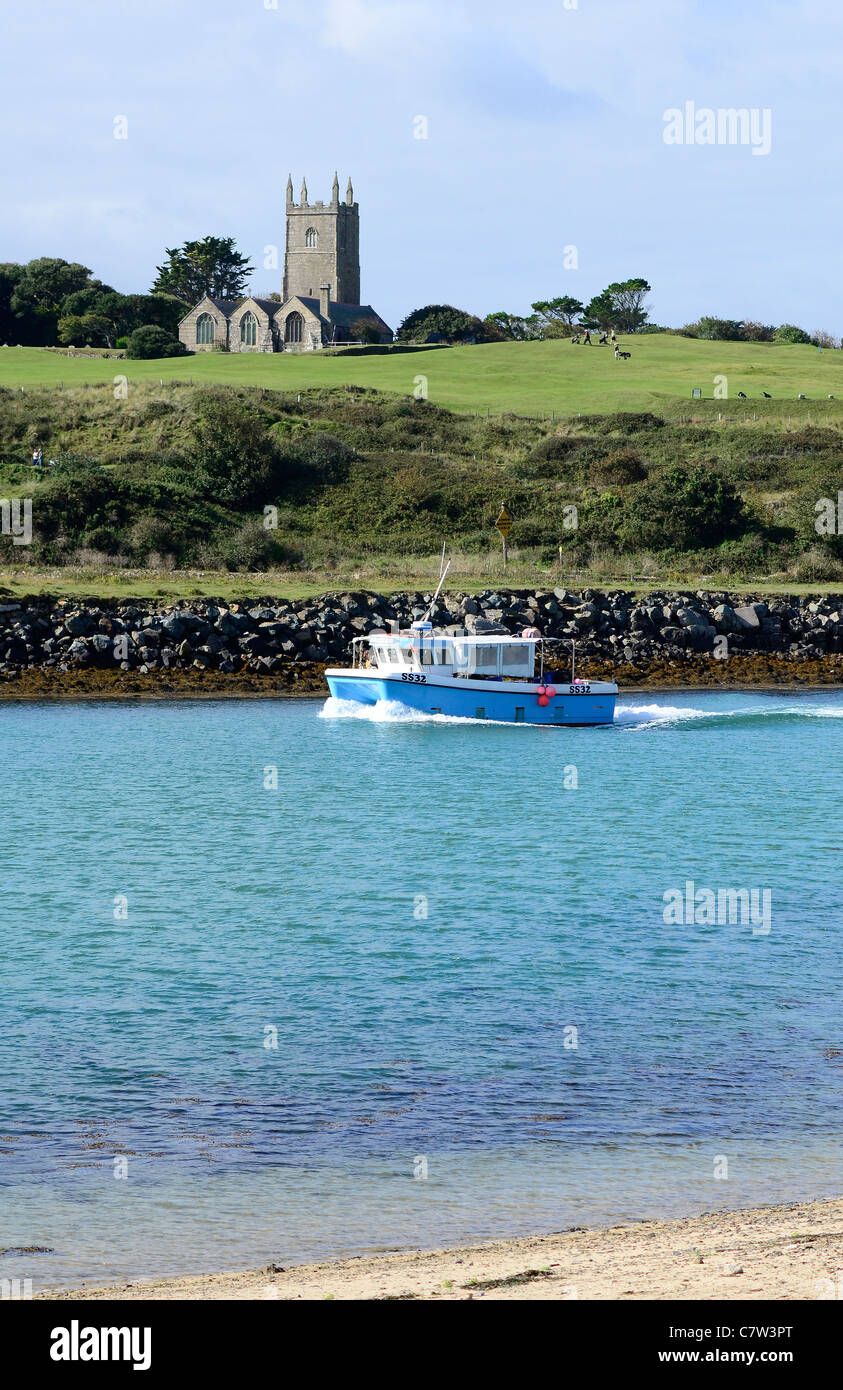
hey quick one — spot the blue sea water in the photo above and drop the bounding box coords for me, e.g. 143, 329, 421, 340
1, 689, 842, 1290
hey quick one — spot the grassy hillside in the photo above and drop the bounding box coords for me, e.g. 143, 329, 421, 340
1, 377, 841, 598
2, 335, 843, 417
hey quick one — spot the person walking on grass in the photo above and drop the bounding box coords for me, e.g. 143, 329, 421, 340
583, 328, 592, 345
31, 446, 42, 470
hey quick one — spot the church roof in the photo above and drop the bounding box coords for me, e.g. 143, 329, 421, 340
294, 297, 391, 331
245, 297, 284, 315
208, 299, 240, 318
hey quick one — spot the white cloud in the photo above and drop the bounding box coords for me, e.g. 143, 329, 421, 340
321, 0, 457, 58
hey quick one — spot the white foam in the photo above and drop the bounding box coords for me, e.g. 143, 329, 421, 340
320, 696, 468, 724
319, 696, 529, 726
614, 702, 708, 728
616, 699, 843, 729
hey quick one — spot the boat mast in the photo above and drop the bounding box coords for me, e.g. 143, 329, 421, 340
421, 547, 451, 623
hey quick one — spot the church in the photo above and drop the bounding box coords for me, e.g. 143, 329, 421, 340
178, 175, 393, 353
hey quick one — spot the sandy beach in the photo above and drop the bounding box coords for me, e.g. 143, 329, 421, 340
40, 1196, 843, 1301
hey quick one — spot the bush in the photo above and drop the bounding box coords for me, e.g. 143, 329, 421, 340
293, 430, 354, 483
126, 325, 190, 359
590, 447, 647, 486
396, 304, 504, 344
619, 464, 746, 551
775, 323, 812, 345
129, 514, 180, 559
212, 519, 300, 571
188, 391, 280, 505
526, 434, 580, 464
583, 412, 665, 434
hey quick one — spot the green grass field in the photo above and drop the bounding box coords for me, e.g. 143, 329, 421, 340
2, 336, 843, 418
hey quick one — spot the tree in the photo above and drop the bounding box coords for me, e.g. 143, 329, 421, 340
58, 291, 185, 347
606, 279, 651, 333
583, 279, 651, 333
582, 289, 616, 331
740, 321, 776, 343
530, 297, 584, 336
0, 263, 25, 342
350, 317, 382, 344
9, 257, 96, 344
11, 258, 94, 314
812, 329, 840, 350
151, 236, 254, 303
775, 323, 812, 345
484, 311, 539, 340
57, 314, 114, 347
125, 325, 189, 359
692, 317, 745, 341
396, 304, 503, 344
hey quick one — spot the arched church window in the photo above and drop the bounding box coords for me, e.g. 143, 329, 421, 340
240, 311, 257, 346
285, 311, 303, 344
196, 312, 215, 345
305, 227, 317, 248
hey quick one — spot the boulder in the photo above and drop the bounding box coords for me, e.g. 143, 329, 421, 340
65, 612, 97, 637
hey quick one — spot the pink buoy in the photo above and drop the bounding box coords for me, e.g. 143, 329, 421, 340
538, 694, 549, 706
536, 685, 546, 697
545, 685, 557, 698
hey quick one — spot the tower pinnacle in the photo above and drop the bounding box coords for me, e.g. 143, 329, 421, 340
346, 176, 354, 206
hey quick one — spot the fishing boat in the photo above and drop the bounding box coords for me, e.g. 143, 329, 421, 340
324, 558, 616, 726
324, 624, 617, 725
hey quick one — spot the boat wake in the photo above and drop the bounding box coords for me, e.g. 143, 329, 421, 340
320, 695, 843, 730
319, 696, 523, 726
616, 700, 843, 730
320, 696, 462, 724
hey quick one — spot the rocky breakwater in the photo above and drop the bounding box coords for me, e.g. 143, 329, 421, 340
0, 587, 842, 696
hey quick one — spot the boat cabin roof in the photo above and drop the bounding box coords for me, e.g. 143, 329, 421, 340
358, 632, 537, 646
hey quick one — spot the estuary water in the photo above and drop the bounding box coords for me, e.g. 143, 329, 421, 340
1, 689, 842, 1290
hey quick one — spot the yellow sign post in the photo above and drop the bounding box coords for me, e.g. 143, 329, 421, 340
495, 506, 512, 566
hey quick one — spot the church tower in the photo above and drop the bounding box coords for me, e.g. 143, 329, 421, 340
282, 173, 360, 305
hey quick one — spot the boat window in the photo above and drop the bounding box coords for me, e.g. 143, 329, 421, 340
377, 643, 402, 666
500, 643, 534, 677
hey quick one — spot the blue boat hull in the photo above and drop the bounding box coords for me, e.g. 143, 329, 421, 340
325, 673, 615, 726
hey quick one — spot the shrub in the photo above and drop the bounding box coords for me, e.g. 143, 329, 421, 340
294, 430, 354, 483
619, 464, 746, 551
583, 412, 665, 435
126, 325, 190, 359
129, 514, 180, 559
213, 519, 299, 571
188, 391, 280, 505
590, 447, 647, 486
526, 434, 580, 464
775, 323, 812, 345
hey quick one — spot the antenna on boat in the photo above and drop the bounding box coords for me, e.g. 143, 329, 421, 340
571, 640, 576, 683
422, 546, 451, 623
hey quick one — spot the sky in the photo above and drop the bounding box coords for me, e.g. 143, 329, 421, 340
1, 0, 841, 332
